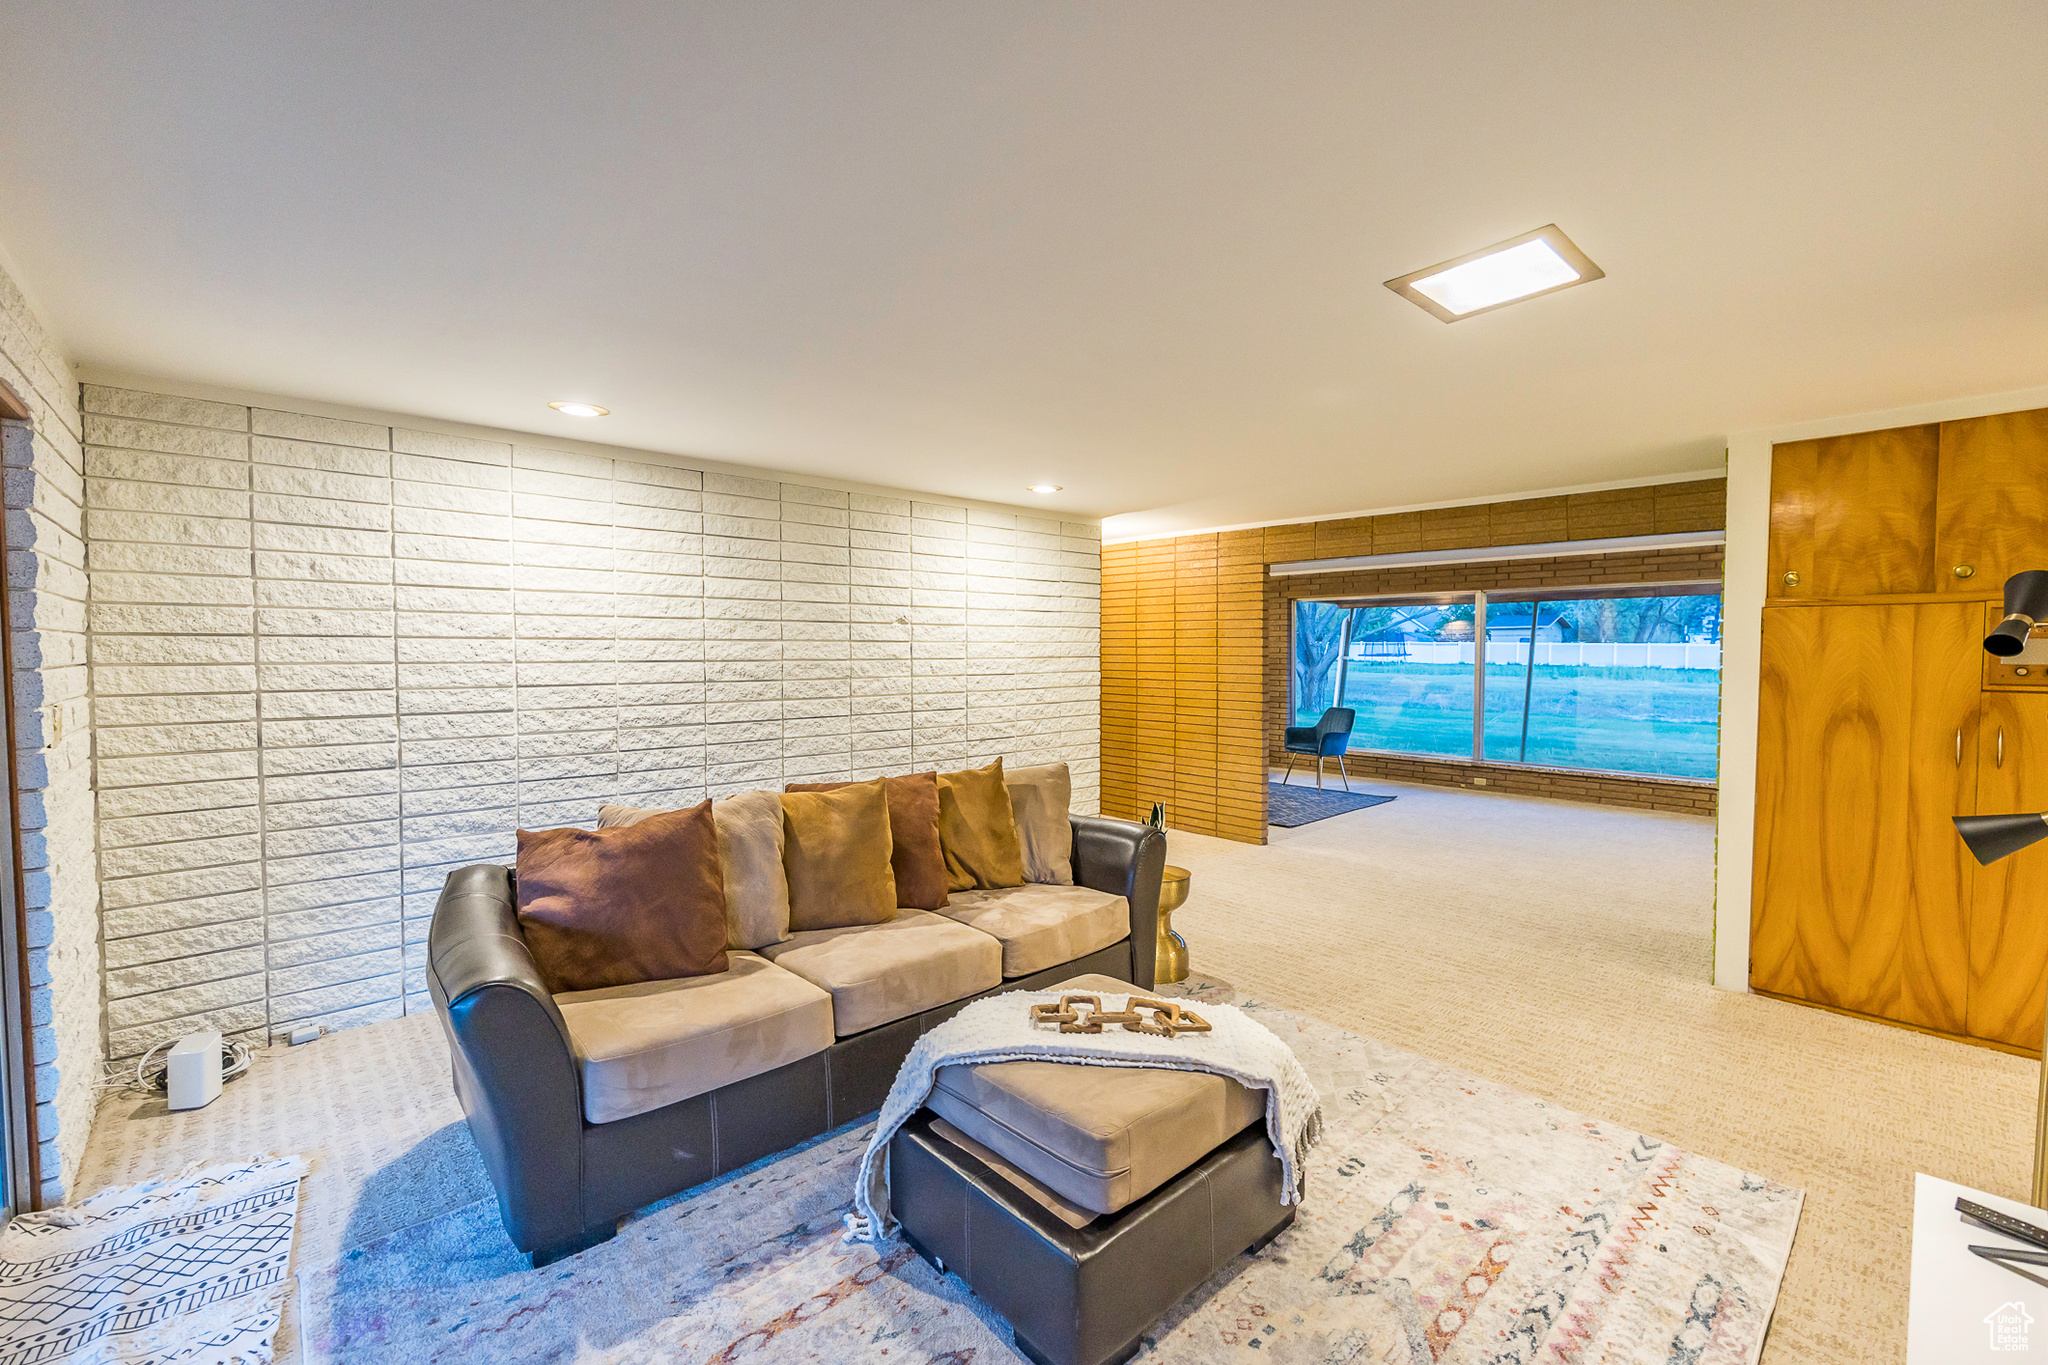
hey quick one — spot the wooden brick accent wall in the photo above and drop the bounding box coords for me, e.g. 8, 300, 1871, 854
1260, 478, 1725, 564
1103, 477, 1727, 843
1099, 530, 1265, 840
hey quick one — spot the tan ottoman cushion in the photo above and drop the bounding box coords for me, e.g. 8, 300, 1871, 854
925, 977, 1266, 1216
759, 908, 1002, 1036
937, 883, 1129, 978
555, 951, 833, 1124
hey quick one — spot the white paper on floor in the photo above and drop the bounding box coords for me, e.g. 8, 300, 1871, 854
0, 1154, 307, 1365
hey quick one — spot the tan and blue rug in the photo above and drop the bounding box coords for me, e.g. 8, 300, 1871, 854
298, 982, 1801, 1363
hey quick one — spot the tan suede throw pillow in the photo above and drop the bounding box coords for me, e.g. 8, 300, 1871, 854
786, 771, 947, 910
516, 802, 728, 994
936, 758, 1027, 892
1005, 760, 1075, 885
781, 779, 899, 931
599, 790, 791, 949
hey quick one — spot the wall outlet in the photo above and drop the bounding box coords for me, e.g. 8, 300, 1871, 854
1472, 777, 1489, 786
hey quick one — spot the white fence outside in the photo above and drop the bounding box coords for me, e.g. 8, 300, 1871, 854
1351, 642, 1723, 671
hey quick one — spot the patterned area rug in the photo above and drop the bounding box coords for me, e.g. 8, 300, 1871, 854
0, 1155, 306, 1365
297, 984, 1800, 1363
1267, 782, 1395, 827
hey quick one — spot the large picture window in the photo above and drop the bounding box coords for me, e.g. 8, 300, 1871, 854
1290, 584, 1720, 781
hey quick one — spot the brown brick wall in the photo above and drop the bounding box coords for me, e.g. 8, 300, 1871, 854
1262, 477, 1724, 565
1287, 751, 1718, 816
1103, 477, 1728, 842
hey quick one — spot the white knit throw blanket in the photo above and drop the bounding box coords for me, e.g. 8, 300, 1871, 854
844, 988, 1323, 1242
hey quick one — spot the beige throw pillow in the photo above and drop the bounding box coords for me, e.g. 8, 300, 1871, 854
781, 779, 899, 931
599, 790, 791, 949
1005, 760, 1075, 885
936, 758, 1027, 892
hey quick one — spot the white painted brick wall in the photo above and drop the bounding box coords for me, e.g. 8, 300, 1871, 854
84, 387, 1099, 1049
0, 264, 99, 1205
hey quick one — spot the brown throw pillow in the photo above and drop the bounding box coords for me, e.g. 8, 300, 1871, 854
1005, 760, 1075, 885
786, 772, 947, 910
516, 802, 728, 994
781, 779, 899, 931
599, 790, 790, 949
936, 758, 1027, 892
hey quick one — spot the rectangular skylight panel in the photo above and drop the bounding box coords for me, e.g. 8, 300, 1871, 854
1409, 239, 1581, 315
1385, 225, 1604, 322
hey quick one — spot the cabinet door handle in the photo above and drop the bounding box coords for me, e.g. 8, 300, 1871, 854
1957, 728, 1964, 766
1999, 727, 2006, 768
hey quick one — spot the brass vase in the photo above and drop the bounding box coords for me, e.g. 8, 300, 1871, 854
1156, 865, 1191, 985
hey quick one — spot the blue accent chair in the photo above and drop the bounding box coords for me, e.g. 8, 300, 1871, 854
1281, 708, 1356, 790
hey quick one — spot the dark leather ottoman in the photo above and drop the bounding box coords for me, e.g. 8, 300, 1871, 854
889, 1110, 1294, 1365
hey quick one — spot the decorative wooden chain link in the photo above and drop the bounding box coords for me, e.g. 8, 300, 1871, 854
1027, 993, 1212, 1038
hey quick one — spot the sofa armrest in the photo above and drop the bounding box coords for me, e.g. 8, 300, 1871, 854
428, 865, 590, 1254
1070, 814, 1168, 989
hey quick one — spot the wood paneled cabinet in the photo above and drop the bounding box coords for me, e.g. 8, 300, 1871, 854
1938, 410, 2048, 595
1768, 408, 2048, 600
1969, 691, 2048, 1049
1757, 405, 2048, 1050
1768, 425, 1940, 598
1754, 604, 2048, 1054
1752, 603, 1981, 1036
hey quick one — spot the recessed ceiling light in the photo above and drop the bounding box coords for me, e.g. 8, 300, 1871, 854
548, 401, 610, 417
1027, 484, 1063, 494
1385, 224, 1603, 322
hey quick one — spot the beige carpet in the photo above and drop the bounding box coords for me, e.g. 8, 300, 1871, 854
1166, 776, 2035, 1364
68, 780, 2028, 1363
74, 1009, 480, 1363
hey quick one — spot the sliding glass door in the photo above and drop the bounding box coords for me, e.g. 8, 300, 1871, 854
1291, 600, 1476, 759
1292, 583, 1721, 781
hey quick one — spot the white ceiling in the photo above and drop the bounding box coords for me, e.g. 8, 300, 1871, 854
2, 3, 2045, 537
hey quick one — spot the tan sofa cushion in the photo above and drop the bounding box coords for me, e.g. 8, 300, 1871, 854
601, 790, 790, 950
937, 883, 1129, 978
759, 909, 1001, 1036
1004, 760, 1074, 885
936, 759, 1026, 892
926, 1051, 1266, 1217
781, 779, 899, 930
554, 951, 833, 1124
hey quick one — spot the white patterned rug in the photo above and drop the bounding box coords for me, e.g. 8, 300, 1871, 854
298, 984, 1802, 1362
0, 1155, 306, 1365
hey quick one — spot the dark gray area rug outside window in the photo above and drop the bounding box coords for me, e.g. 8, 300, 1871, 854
1266, 783, 1395, 827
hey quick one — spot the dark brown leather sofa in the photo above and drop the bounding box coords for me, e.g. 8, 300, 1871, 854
428, 813, 1167, 1266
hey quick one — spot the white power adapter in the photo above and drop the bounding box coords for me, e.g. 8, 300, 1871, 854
166, 1030, 224, 1111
